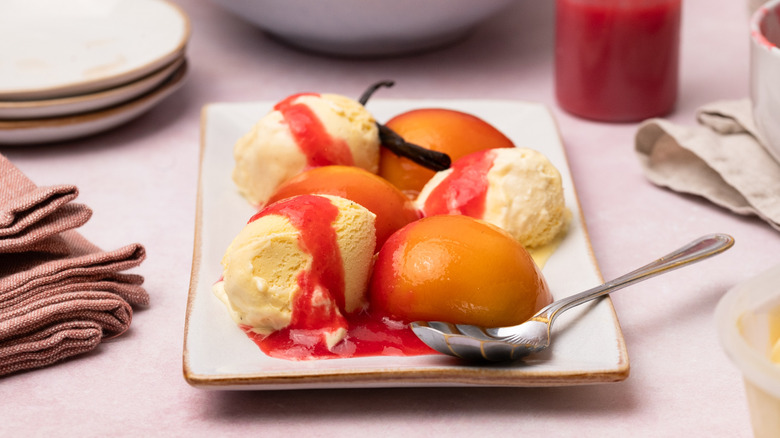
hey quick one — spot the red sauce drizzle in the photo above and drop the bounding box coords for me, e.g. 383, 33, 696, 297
274, 93, 355, 168
244, 195, 435, 360
423, 150, 496, 218
250, 195, 346, 326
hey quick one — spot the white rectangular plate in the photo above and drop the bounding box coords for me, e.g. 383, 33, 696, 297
183, 99, 629, 390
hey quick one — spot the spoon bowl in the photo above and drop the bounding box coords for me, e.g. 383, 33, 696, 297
411, 233, 735, 362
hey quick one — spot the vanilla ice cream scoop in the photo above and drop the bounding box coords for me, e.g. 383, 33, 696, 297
213, 194, 376, 350
232, 93, 380, 206
416, 148, 569, 248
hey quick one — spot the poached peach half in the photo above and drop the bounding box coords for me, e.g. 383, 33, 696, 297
266, 165, 421, 248
369, 215, 552, 327
378, 108, 515, 197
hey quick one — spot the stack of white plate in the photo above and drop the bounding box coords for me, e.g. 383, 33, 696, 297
0, 0, 190, 145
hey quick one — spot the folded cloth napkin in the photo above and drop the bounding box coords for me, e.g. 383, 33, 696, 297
636, 99, 780, 232
0, 154, 148, 377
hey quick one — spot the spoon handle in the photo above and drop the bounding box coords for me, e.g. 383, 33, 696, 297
537, 233, 734, 325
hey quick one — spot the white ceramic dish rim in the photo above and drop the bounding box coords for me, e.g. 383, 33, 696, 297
0, 57, 185, 120
715, 263, 780, 400
0, 0, 191, 101
0, 60, 187, 145
751, 0, 780, 52
183, 98, 629, 390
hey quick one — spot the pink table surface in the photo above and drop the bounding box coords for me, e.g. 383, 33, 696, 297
2, 0, 777, 436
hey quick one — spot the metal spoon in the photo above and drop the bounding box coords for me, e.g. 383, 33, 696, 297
410, 233, 734, 362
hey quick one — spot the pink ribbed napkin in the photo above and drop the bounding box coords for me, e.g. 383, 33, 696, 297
0, 154, 148, 377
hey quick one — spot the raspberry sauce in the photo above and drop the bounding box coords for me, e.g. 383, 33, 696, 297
274, 93, 355, 168
422, 149, 496, 218
554, 0, 681, 121
241, 312, 433, 360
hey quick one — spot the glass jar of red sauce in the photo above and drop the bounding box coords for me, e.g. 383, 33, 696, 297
555, 0, 682, 122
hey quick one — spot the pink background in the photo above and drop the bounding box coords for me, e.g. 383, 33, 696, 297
2, 0, 776, 436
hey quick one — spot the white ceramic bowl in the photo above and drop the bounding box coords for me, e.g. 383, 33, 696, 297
750, 0, 780, 163
211, 0, 514, 57
715, 264, 780, 438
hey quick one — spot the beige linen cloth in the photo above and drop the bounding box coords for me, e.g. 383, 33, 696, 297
636, 99, 780, 231
0, 154, 148, 377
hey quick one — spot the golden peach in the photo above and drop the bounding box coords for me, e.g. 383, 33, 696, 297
369, 215, 551, 327
379, 108, 515, 197
266, 165, 421, 248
